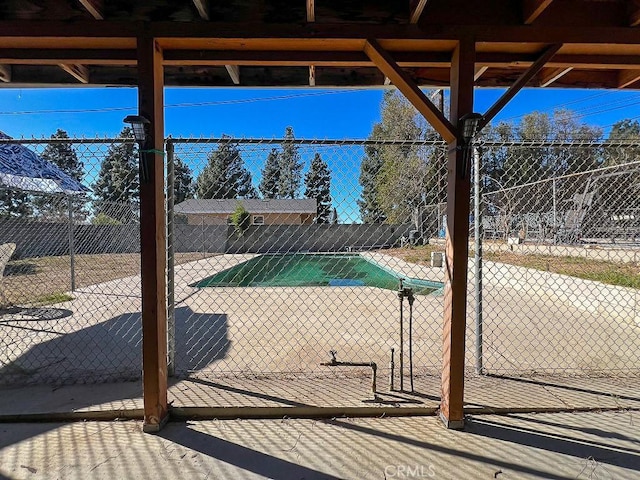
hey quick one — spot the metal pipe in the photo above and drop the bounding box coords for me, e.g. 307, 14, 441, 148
473, 146, 484, 375
166, 141, 176, 377
398, 279, 404, 391
320, 350, 378, 396
389, 348, 395, 391
68, 195, 75, 292
407, 287, 415, 392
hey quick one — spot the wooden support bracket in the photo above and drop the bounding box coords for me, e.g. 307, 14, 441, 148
479, 43, 562, 130
0, 65, 10, 82
225, 64, 240, 85
58, 64, 89, 83
309, 65, 316, 86
410, 0, 429, 24
192, 0, 209, 20
539, 66, 572, 87
364, 39, 455, 143
523, 0, 554, 24
618, 69, 640, 88
76, 0, 103, 20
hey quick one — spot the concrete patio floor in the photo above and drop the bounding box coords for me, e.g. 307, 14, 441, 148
1, 410, 639, 479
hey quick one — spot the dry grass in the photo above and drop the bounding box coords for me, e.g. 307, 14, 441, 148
2, 252, 212, 306
383, 244, 640, 289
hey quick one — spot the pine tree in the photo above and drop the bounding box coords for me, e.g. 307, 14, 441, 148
277, 127, 303, 199
0, 189, 32, 219
357, 123, 387, 223
93, 127, 139, 223
304, 153, 332, 224
36, 129, 87, 222
360, 91, 431, 225
173, 156, 194, 204
259, 148, 281, 199
196, 137, 257, 199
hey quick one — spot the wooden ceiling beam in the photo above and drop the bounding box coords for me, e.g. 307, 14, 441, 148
0, 49, 136, 65
479, 43, 562, 130
0, 65, 10, 82
192, 0, 209, 20
5, 22, 640, 45
224, 64, 240, 84
522, 0, 554, 24
364, 38, 455, 143
307, 0, 315, 22
76, 0, 103, 20
539, 66, 571, 87
410, 0, 429, 24
58, 63, 89, 83
618, 69, 640, 88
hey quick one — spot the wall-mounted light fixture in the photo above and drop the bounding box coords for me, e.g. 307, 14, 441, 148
123, 115, 151, 183
459, 112, 483, 179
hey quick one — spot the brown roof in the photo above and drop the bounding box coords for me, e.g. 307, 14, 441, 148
3, 1, 640, 89
175, 198, 317, 215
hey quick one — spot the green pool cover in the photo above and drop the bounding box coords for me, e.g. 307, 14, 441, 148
194, 254, 441, 295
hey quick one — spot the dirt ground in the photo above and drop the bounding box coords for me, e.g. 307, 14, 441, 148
2, 252, 213, 305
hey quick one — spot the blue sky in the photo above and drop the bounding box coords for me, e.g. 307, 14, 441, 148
1, 87, 640, 222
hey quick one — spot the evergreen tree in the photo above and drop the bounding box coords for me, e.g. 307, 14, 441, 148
37, 129, 87, 222
304, 153, 332, 224
364, 91, 432, 225
357, 124, 387, 224
93, 127, 139, 222
259, 148, 281, 199
277, 127, 303, 199
173, 156, 194, 204
0, 189, 32, 219
196, 137, 257, 199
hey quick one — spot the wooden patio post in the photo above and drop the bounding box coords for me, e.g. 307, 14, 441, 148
137, 34, 169, 433
440, 37, 475, 429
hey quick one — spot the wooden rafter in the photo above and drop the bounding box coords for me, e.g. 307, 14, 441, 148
76, 0, 103, 20
225, 64, 240, 84
474, 65, 488, 81
0, 65, 10, 82
364, 39, 455, 142
192, 0, 209, 20
523, 0, 554, 24
58, 63, 89, 83
307, 0, 315, 22
539, 66, 571, 87
618, 69, 640, 88
410, 0, 429, 24
479, 43, 562, 130
309, 65, 316, 86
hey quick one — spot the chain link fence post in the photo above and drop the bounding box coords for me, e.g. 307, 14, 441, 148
166, 139, 176, 377
473, 146, 483, 374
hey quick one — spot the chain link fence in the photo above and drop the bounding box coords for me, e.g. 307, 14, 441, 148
1, 136, 639, 400
472, 141, 640, 377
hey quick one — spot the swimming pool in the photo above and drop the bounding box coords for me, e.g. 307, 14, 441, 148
194, 254, 441, 295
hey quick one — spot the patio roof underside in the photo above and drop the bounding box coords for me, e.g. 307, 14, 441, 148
3, 0, 640, 89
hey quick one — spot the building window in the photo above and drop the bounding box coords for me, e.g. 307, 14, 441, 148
252, 215, 265, 225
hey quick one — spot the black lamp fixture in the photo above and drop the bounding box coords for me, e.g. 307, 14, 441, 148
123, 115, 151, 183
123, 115, 150, 145
459, 112, 483, 179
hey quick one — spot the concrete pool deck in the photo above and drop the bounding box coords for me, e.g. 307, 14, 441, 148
1, 252, 639, 412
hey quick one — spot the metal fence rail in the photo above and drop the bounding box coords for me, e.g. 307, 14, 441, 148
1, 136, 638, 394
